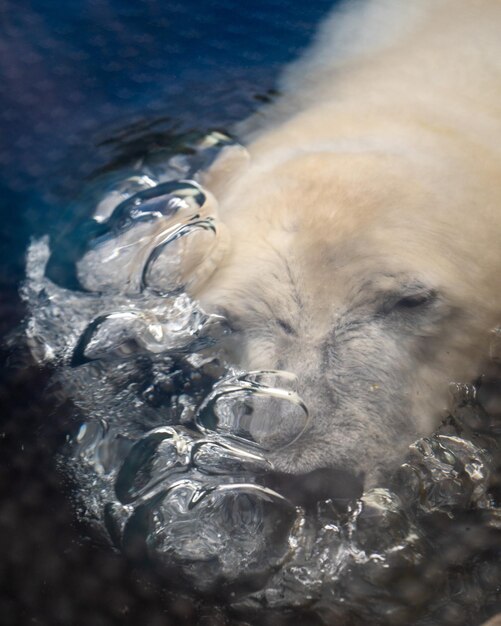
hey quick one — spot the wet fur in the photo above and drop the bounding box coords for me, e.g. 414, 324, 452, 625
197, 0, 501, 483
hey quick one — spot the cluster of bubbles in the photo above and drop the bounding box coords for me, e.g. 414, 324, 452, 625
22, 132, 501, 624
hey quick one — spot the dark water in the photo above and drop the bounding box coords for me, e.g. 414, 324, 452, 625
0, 0, 334, 308
0, 2, 334, 624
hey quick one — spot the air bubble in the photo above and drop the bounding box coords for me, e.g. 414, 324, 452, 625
76, 180, 225, 295
195, 371, 310, 451
123, 479, 298, 589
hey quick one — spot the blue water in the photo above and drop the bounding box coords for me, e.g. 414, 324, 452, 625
0, 0, 335, 302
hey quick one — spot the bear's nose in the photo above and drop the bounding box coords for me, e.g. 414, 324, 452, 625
195, 370, 311, 451
240, 393, 311, 450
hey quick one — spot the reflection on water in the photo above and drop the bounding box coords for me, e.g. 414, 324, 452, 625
21, 133, 501, 625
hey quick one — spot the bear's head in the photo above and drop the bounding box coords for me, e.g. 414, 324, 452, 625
196, 146, 501, 482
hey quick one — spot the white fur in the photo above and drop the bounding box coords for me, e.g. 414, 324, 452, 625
199, 0, 501, 478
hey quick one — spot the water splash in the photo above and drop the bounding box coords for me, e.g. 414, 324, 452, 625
21, 131, 501, 624
77, 180, 227, 296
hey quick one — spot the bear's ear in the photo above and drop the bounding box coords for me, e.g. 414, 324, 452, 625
200, 144, 250, 197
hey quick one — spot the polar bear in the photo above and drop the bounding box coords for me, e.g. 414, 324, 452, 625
195, 0, 501, 482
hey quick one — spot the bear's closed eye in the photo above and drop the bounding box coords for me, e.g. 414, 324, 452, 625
392, 290, 437, 310
380, 287, 438, 316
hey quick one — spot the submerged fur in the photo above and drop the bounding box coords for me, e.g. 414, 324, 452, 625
196, 0, 501, 482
